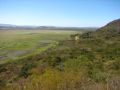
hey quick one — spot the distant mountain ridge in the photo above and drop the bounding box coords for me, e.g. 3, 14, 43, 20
0, 24, 97, 30
0, 24, 39, 30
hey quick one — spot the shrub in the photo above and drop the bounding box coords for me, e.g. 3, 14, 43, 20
19, 63, 36, 78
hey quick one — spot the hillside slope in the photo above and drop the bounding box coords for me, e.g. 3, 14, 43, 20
95, 19, 120, 39
0, 19, 120, 90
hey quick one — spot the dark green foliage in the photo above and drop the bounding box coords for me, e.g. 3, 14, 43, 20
109, 60, 120, 70
49, 56, 62, 67
0, 80, 6, 87
81, 31, 93, 39
19, 63, 36, 78
0, 65, 7, 73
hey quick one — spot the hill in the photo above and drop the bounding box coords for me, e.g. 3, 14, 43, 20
95, 19, 120, 39
0, 19, 120, 90
79, 19, 120, 41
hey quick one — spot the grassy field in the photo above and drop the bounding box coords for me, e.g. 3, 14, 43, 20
0, 30, 81, 63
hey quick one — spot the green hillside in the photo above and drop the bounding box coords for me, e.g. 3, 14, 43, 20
0, 19, 120, 90
94, 19, 120, 39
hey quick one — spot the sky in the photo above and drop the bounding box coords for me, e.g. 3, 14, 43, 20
0, 0, 120, 27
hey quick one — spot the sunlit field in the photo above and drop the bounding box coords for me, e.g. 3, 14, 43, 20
0, 30, 81, 63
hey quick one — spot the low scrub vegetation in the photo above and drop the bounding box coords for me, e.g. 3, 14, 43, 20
0, 19, 120, 90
